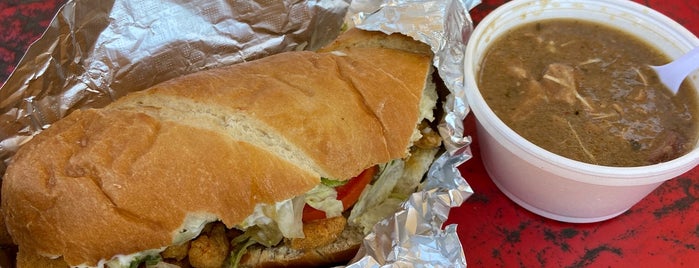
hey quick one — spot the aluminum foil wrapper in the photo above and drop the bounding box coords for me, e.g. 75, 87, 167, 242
0, 0, 349, 170
0, 0, 478, 267
344, 0, 479, 267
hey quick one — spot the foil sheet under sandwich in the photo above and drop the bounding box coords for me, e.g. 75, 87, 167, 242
0, 0, 479, 267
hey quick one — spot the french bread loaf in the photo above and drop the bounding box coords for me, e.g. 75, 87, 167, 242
1, 29, 435, 267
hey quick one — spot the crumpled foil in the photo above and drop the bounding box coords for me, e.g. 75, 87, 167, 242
344, 1, 478, 267
0, 0, 349, 171
0, 0, 478, 267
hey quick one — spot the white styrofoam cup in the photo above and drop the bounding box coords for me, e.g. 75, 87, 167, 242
464, 0, 699, 223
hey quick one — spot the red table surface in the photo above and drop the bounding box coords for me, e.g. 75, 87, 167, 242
1, 0, 698, 267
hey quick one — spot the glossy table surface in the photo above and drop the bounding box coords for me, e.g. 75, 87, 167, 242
1, 0, 698, 267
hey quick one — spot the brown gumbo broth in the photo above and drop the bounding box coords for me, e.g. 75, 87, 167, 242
478, 19, 698, 167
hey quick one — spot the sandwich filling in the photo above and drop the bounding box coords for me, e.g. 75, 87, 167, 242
85, 73, 440, 268
1, 29, 437, 268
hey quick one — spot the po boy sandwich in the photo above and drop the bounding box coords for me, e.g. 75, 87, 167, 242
1, 29, 441, 268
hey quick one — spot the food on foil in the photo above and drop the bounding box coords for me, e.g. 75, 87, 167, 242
1, 29, 444, 268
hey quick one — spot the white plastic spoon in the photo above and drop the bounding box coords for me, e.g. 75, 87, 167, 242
650, 46, 699, 94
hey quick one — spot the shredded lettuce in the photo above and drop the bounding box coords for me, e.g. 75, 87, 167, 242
128, 254, 161, 268
321, 177, 349, 187
227, 235, 258, 268
304, 184, 344, 218
224, 195, 306, 268
224, 187, 341, 267
348, 160, 404, 225
80, 248, 166, 268
238, 196, 305, 241
274, 196, 305, 239
349, 147, 439, 233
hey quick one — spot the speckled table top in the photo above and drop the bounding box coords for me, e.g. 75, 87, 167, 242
1, 0, 698, 267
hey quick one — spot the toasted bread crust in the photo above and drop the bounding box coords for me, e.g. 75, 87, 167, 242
2, 30, 433, 266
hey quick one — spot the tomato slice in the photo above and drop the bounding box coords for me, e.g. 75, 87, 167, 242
302, 166, 379, 222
